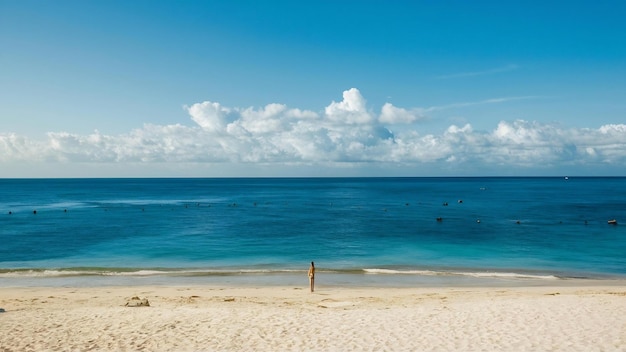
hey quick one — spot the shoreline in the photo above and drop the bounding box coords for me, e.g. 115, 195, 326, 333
2, 270, 626, 289
1, 282, 625, 351
3, 264, 625, 289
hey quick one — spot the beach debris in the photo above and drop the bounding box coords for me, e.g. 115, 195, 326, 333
224, 298, 235, 302
125, 296, 150, 307
0, 308, 6, 313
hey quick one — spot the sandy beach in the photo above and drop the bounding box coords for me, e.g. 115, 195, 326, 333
1, 282, 625, 351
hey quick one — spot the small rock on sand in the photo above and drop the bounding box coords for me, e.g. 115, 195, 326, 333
125, 296, 150, 307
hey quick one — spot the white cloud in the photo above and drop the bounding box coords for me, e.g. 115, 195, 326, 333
1, 88, 626, 176
436, 64, 520, 79
426, 96, 541, 112
187, 101, 231, 133
599, 124, 626, 134
379, 103, 425, 124
324, 88, 373, 125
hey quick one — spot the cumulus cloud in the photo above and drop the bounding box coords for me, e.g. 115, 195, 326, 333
379, 103, 425, 124
324, 88, 373, 125
1, 88, 626, 175
187, 101, 232, 133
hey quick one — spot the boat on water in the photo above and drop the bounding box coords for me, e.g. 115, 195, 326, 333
608, 219, 618, 225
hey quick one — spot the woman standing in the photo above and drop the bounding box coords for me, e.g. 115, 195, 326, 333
308, 261, 315, 292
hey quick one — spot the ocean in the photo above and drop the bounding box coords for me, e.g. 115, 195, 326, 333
1, 177, 625, 287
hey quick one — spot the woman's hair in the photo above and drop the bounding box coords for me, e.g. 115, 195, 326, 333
311, 261, 314, 266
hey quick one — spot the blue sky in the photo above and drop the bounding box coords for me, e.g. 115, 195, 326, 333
1, 0, 625, 177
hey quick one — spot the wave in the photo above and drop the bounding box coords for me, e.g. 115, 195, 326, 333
0, 268, 304, 278
362, 268, 560, 280
2, 198, 229, 213
1, 267, 561, 280
96, 197, 229, 207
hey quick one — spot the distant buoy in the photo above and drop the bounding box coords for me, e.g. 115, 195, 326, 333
33, 210, 37, 215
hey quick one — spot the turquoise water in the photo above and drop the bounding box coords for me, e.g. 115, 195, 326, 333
1, 177, 625, 287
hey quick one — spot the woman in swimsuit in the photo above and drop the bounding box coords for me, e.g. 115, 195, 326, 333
308, 261, 315, 292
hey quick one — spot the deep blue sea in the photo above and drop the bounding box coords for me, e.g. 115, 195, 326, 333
1, 177, 625, 287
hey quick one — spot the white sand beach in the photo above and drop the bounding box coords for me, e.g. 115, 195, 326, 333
1, 283, 625, 351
